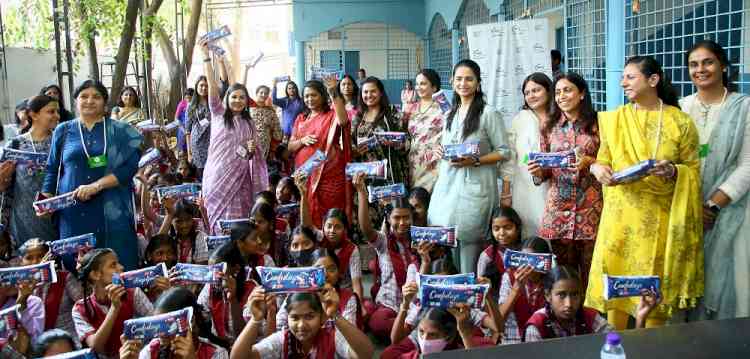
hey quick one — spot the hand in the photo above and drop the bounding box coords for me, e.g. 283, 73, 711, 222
416, 242, 435, 264
355, 143, 370, 156
9, 326, 30, 356
318, 284, 340, 318
450, 156, 475, 168
434, 145, 444, 160
636, 288, 662, 321
703, 206, 718, 231
106, 283, 126, 309
163, 196, 177, 215
527, 160, 544, 178
223, 273, 237, 301
447, 303, 472, 330
293, 173, 308, 194
511, 265, 534, 289
198, 38, 210, 57
74, 183, 101, 202
648, 160, 676, 179
0, 161, 15, 190
590, 163, 615, 186
401, 281, 418, 307
500, 194, 512, 208
352, 172, 367, 193
172, 330, 197, 359
246, 139, 257, 158
119, 335, 143, 359
301, 135, 318, 146
323, 75, 338, 93
573, 154, 595, 172
247, 286, 268, 321
272, 78, 278, 87
150, 276, 171, 296
16, 279, 36, 311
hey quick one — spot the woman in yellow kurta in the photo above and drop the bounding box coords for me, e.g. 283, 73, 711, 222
587, 56, 703, 329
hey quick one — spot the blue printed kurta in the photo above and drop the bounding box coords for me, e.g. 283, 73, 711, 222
42, 119, 142, 269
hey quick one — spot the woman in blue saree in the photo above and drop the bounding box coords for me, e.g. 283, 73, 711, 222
41, 80, 143, 270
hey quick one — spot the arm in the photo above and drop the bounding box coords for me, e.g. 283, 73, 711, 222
87, 286, 127, 353
230, 288, 267, 359
390, 281, 417, 344
41, 124, 66, 196
218, 56, 231, 84
335, 316, 375, 359
243, 63, 252, 87
324, 76, 348, 128
271, 83, 286, 108
199, 40, 221, 104
353, 173, 377, 242
294, 174, 315, 230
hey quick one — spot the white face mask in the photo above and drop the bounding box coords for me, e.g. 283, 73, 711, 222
418, 335, 449, 355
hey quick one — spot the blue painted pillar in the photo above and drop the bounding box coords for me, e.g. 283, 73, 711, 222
295, 40, 305, 85
605, 0, 625, 110
451, 28, 460, 67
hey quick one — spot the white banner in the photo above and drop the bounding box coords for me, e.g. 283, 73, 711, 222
467, 19, 553, 126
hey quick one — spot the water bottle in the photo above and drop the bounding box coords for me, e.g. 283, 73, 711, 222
600, 332, 626, 359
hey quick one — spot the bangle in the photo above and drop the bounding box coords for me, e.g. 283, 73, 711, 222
249, 318, 265, 327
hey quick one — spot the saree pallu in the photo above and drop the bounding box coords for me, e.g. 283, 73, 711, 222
203, 96, 268, 235
585, 104, 703, 319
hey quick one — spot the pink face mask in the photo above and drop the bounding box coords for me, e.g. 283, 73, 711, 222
418, 336, 449, 355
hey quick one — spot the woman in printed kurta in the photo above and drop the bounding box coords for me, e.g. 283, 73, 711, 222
198, 39, 268, 235
530, 73, 602, 291
250, 85, 283, 159
41, 80, 143, 270
427, 60, 511, 274
587, 56, 703, 328
0, 95, 59, 247
186, 76, 211, 178
680, 40, 750, 320
403, 69, 444, 192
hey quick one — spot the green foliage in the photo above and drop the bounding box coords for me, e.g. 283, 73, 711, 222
3, 0, 55, 50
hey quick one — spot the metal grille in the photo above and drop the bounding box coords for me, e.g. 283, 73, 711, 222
387, 49, 410, 79
566, 0, 608, 110
456, 0, 492, 61
504, 0, 565, 20
428, 14, 452, 89
625, 0, 750, 96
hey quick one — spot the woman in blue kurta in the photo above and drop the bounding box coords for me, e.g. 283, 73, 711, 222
41, 80, 143, 270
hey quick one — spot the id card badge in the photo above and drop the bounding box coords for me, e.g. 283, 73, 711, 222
88, 155, 108, 168
235, 145, 249, 159
199, 118, 210, 127
699, 143, 710, 158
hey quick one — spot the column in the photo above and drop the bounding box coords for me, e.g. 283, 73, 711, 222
605, 0, 625, 110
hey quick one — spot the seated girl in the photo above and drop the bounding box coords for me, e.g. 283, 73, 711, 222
158, 198, 209, 265
399, 305, 494, 358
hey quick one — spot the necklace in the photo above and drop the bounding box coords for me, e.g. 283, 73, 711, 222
416, 100, 434, 116
631, 100, 664, 159
78, 118, 108, 168
692, 87, 727, 129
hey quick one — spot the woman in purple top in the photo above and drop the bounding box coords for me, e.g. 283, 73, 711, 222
271, 77, 305, 139
198, 39, 269, 235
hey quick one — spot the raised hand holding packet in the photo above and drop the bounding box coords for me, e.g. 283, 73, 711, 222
502, 249, 554, 273
114, 263, 168, 288
293, 150, 326, 177
0, 261, 58, 286
156, 183, 202, 202
345, 160, 388, 179
603, 274, 661, 300
171, 262, 226, 284
50, 233, 96, 256
367, 183, 407, 203
123, 307, 193, 341
201, 25, 231, 43
410, 226, 457, 247
257, 266, 326, 293
417, 273, 475, 286
218, 218, 251, 232
418, 282, 489, 309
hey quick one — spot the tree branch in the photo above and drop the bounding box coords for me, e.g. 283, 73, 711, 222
108, 0, 140, 108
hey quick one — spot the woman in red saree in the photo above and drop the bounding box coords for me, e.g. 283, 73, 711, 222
288, 77, 352, 227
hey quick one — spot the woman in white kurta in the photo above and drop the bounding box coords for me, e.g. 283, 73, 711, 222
508, 73, 552, 236
428, 59, 511, 274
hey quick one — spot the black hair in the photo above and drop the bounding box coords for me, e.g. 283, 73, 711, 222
268, 173, 282, 193
421, 308, 458, 344
408, 186, 431, 209
302, 80, 331, 116
14, 99, 28, 130
339, 74, 359, 107
625, 56, 680, 108
291, 225, 318, 245
686, 40, 735, 92
144, 233, 177, 268
32, 329, 78, 357
383, 197, 414, 234
116, 86, 142, 108
416, 68, 441, 93
404, 79, 414, 87
285, 81, 300, 99
39, 84, 68, 112
540, 265, 590, 336
222, 83, 253, 130
521, 72, 553, 111
211, 239, 250, 302
73, 80, 109, 105
447, 59, 486, 141
256, 85, 271, 94
157, 172, 179, 187
188, 76, 208, 120
184, 88, 195, 97
277, 176, 301, 202
312, 248, 341, 286
357, 76, 394, 122
484, 206, 524, 290
255, 190, 278, 207
489, 206, 523, 244
428, 255, 458, 275
153, 287, 230, 349
224, 220, 262, 296
358, 68, 366, 75
551, 49, 562, 62
284, 292, 326, 357
169, 198, 200, 263
77, 248, 116, 324
521, 236, 552, 254
177, 159, 197, 182
25, 95, 59, 132
323, 208, 350, 231
543, 265, 581, 292
547, 72, 598, 136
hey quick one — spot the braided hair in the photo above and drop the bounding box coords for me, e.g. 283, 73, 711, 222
541, 265, 591, 336
77, 248, 115, 323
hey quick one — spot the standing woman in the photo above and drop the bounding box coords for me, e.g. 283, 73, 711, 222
271, 78, 305, 140
681, 40, 750, 320
400, 80, 417, 106
288, 77, 351, 227
402, 69, 444, 192
0, 95, 60, 247
40, 84, 75, 123
586, 56, 702, 329
250, 85, 283, 159
111, 86, 143, 126
428, 59, 511, 274
528, 73, 602, 290
198, 39, 268, 235
186, 75, 211, 179
40, 80, 143, 270
508, 73, 552, 235
339, 74, 359, 118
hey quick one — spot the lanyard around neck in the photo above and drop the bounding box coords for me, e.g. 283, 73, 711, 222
78, 118, 107, 160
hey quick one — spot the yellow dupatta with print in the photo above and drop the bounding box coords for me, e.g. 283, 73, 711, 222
585, 103, 703, 318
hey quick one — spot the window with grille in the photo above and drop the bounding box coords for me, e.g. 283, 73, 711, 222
566, 0, 608, 110
456, 0, 492, 61
428, 14, 452, 89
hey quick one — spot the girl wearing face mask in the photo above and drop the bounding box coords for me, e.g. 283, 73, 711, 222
403, 69, 445, 192
197, 38, 269, 235
288, 78, 351, 228
508, 73, 553, 235
528, 72, 602, 292
0, 95, 60, 246
271, 78, 305, 140
428, 59, 511, 274
250, 85, 283, 159
588, 56, 702, 330
402, 306, 487, 357
525, 265, 658, 342
232, 291, 374, 359
111, 87, 143, 126
679, 40, 750, 320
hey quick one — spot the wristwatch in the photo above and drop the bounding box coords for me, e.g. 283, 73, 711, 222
473, 158, 481, 167
706, 199, 722, 214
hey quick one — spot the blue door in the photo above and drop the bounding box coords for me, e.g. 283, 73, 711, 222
320, 50, 342, 71
344, 51, 360, 78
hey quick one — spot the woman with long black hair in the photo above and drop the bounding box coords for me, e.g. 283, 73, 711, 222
40, 84, 74, 122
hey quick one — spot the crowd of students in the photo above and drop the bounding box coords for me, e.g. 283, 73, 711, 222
0, 37, 746, 358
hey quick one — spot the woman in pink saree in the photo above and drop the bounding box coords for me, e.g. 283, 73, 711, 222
198, 39, 268, 234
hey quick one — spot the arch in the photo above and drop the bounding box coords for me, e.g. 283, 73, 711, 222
428, 13, 452, 89
455, 0, 492, 61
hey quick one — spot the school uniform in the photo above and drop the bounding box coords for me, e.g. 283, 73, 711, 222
139, 337, 229, 359
253, 321, 351, 359
496, 272, 545, 344
523, 306, 611, 342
